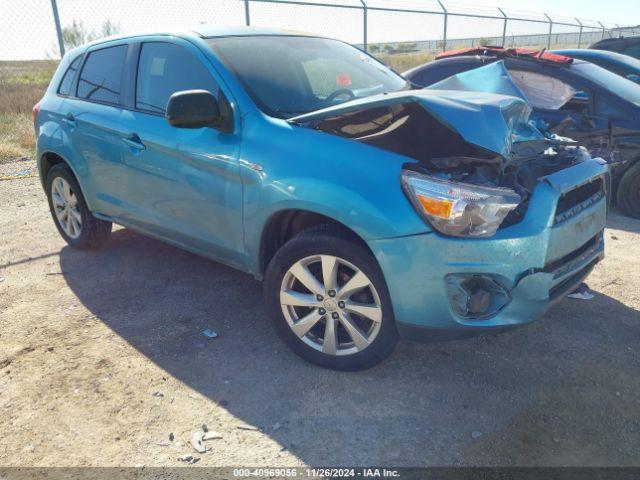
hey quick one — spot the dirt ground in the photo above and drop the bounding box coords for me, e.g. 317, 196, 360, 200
0, 158, 639, 467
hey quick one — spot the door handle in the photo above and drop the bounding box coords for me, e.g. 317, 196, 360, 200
122, 133, 145, 151
62, 113, 76, 127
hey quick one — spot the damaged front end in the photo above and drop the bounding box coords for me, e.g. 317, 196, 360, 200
291, 67, 608, 329
290, 68, 603, 237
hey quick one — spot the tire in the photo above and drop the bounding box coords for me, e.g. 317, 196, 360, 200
46, 163, 112, 249
264, 225, 399, 371
616, 161, 640, 219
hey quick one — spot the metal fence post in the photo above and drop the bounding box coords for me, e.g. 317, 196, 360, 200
360, 0, 367, 52
498, 7, 507, 47
575, 18, 583, 48
598, 21, 606, 39
50, 0, 65, 57
437, 0, 447, 52
544, 13, 553, 49
244, 0, 251, 26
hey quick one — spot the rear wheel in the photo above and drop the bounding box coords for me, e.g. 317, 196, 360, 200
46, 163, 112, 249
264, 226, 398, 370
616, 161, 640, 219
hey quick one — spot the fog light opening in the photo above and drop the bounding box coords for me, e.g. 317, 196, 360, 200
467, 287, 491, 315
446, 275, 511, 320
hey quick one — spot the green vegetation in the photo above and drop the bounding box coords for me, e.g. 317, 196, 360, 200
374, 51, 435, 73
62, 20, 121, 49
396, 42, 418, 52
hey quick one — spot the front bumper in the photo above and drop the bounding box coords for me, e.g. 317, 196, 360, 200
368, 159, 608, 338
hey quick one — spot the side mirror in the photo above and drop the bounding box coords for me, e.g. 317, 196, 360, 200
627, 74, 640, 84
166, 90, 224, 129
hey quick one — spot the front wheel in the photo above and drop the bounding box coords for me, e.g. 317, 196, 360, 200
264, 226, 398, 370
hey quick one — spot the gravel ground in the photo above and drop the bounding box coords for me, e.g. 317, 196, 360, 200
0, 159, 639, 467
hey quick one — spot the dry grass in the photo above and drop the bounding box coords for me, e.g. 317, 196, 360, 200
0, 113, 36, 161
374, 51, 436, 73
0, 60, 55, 162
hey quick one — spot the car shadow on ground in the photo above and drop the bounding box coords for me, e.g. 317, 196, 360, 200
606, 208, 640, 234
59, 228, 640, 466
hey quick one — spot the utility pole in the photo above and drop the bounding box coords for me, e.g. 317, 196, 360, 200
50, 0, 65, 57
438, 0, 448, 52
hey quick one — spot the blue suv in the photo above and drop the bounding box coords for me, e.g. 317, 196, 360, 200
35, 27, 607, 370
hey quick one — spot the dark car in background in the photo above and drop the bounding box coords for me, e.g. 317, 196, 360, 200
552, 49, 640, 83
589, 36, 640, 59
404, 48, 640, 218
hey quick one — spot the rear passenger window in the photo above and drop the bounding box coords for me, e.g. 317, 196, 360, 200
77, 45, 127, 104
57, 56, 82, 96
136, 42, 218, 114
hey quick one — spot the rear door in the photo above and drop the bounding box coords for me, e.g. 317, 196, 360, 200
116, 39, 244, 266
63, 42, 131, 217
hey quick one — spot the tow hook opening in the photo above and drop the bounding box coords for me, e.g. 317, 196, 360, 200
445, 274, 511, 319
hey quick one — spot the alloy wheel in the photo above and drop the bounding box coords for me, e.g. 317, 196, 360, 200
51, 176, 82, 239
280, 254, 383, 356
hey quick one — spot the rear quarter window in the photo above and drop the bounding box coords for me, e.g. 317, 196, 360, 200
77, 45, 128, 104
57, 56, 82, 96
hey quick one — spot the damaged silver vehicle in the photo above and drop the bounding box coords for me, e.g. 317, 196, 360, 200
36, 28, 608, 369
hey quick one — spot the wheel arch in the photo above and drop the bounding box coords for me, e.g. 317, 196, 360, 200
39, 151, 89, 205
258, 208, 375, 276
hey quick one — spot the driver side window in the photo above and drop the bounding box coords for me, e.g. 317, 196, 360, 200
136, 42, 219, 115
508, 69, 587, 112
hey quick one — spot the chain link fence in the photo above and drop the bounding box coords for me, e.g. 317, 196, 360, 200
0, 0, 637, 60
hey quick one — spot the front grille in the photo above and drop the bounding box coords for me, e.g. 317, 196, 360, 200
544, 232, 603, 278
554, 177, 604, 224
548, 260, 599, 300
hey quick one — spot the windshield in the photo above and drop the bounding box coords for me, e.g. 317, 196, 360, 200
207, 35, 407, 118
572, 62, 640, 107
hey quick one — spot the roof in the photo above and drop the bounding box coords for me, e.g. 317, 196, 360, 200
553, 48, 640, 71
436, 47, 573, 65
554, 48, 637, 62
190, 25, 318, 39
591, 36, 638, 45
65, 26, 318, 54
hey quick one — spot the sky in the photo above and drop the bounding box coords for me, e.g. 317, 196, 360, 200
448, 0, 636, 23
1, 0, 638, 60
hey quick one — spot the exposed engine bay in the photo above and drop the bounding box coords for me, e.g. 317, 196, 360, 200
294, 100, 592, 225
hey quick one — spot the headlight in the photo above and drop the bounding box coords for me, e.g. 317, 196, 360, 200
401, 170, 521, 237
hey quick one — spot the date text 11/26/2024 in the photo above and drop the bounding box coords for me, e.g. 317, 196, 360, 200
232, 468, 400, 477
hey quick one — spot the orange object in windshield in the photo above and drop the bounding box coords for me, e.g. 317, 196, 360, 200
336, 73, 352, 86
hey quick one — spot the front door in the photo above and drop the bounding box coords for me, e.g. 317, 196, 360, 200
116, 40, 244, 267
